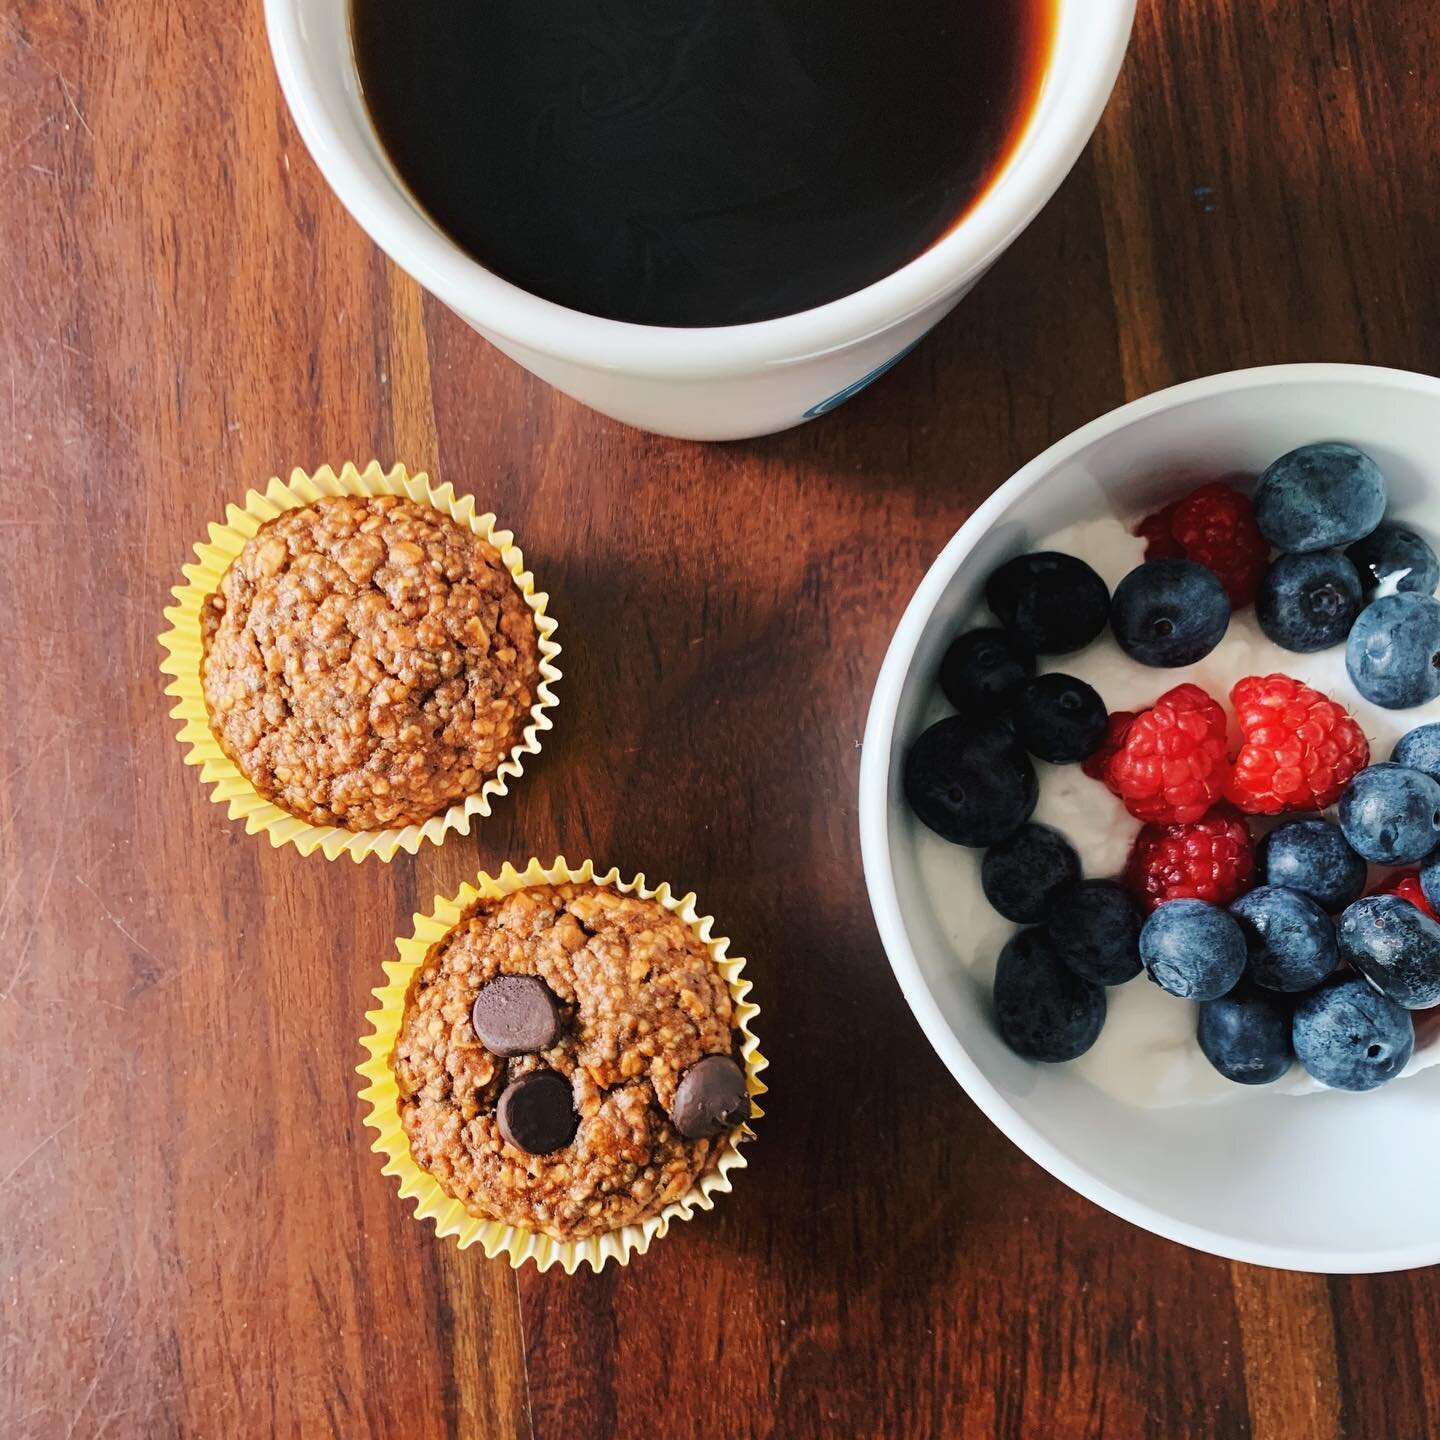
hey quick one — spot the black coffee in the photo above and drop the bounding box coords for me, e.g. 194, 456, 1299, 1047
351, 0, 1052, 328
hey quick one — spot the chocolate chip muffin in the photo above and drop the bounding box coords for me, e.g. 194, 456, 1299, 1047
392, 882, 751, 1240
200, 494, 539, 831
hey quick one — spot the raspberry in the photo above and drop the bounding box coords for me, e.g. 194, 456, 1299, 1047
1125, 813, 1256, 912
1104, 683, 1232, 823
1172, 483, 1270, 606
1134, 501, 1183, 560
1371, 871, 1439, 921
1135, 482, 1270, 606
1082, 710, 1136, 784
1225, 674, 1369, 814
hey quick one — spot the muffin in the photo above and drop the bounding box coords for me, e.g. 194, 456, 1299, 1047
200, 493, 540, 831
391, 880, 754, 1240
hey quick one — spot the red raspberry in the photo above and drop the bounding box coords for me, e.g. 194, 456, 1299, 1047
1082, 710, 1137, 785
1170, 483, 1270, 606
1371, 871, 1439, 921
1104, 683, 1232, 823
1225, 674, 1369, 814
1134, 482, 1270, 606
1125, 813, 1256, 912
1134, 501, 1183, 560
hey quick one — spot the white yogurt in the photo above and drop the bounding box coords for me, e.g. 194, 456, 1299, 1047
912, 515, 1440, 1108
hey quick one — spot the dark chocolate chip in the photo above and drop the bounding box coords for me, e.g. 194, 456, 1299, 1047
471, 975, 561, 1056
671, 1055, 749, 1139
496, 1070, 578, 1155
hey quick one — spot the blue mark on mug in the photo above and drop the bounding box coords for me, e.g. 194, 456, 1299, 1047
803, 339, 923, 419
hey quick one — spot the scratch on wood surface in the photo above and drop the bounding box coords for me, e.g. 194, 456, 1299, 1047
0, 115, 54, 170
0, 1109, 80, 1191
0, 814, 65, 999
0, 866, 24, 943
1, 718, 73, 788
73, 873, 163, 969
61, 1259, 137, 1440
57, 75, 94, 140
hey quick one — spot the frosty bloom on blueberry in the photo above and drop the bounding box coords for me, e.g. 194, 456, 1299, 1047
1258, 818, 1367, 913
1337, 894, 1440, 1010
1139, 900, 1248, 1002
1337, 763, 1440, 866
1346, 591, 1440, 710
1255, 550, 1362, 653
1392, 721, 1440, 781
1254, 441, 1387, 552
1229, 886, 1338, 993
1292, 977, 1414, 1093
1197, 984, 1294, 1086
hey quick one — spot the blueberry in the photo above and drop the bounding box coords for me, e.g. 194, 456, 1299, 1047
1392, 722, 1440, 782
1229, 886, 1338, 992
1346, 522, 1440, 599
1255, 550, 1362, 652
1292, 976, 1414, 1091
985, 552, 1110, 655
1011, 673, 1107, 764
1254, 442, 1386, 553
1345, 592, 1440, 709
992, 927, 1106, 1062
1138, 900, 1247, 1000
904, 717, 1037, 847
1197, 983, 1294, 1085
1044, 879, 1144, 985
1110, 559, 1230, 667
1337, 894, 1440, 1009
1337, 763, 1440, 865
981, 823, 1082, 924
938, 627, 1035, 718
1423, 852, 1440, 914
1258, 819, 1367, 912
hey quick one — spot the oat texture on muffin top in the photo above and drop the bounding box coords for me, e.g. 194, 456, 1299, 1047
392, 882, 749, 1240
200, 494, 539, 830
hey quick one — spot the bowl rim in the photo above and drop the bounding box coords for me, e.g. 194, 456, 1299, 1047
263, 0, 1135, 378
858, 362, 1440, 1274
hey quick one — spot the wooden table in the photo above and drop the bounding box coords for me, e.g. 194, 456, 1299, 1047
3, 1, 1438, 1435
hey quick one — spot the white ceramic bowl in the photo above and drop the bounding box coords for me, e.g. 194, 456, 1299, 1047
860, 364, 1440, 1273
265, 0, 1133, 439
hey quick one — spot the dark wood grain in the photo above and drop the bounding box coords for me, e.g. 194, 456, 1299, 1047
1, 1, 1437, 1437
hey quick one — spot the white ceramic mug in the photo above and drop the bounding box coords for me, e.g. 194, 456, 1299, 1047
266, 0, 1135, 441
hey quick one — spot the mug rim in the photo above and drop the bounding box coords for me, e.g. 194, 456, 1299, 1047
857, 362, 1440, 1274
264, 0, 1136, 379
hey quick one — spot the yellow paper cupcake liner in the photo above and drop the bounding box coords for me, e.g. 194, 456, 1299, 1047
357, 856, 767, 1274
158, 462, 561, 861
